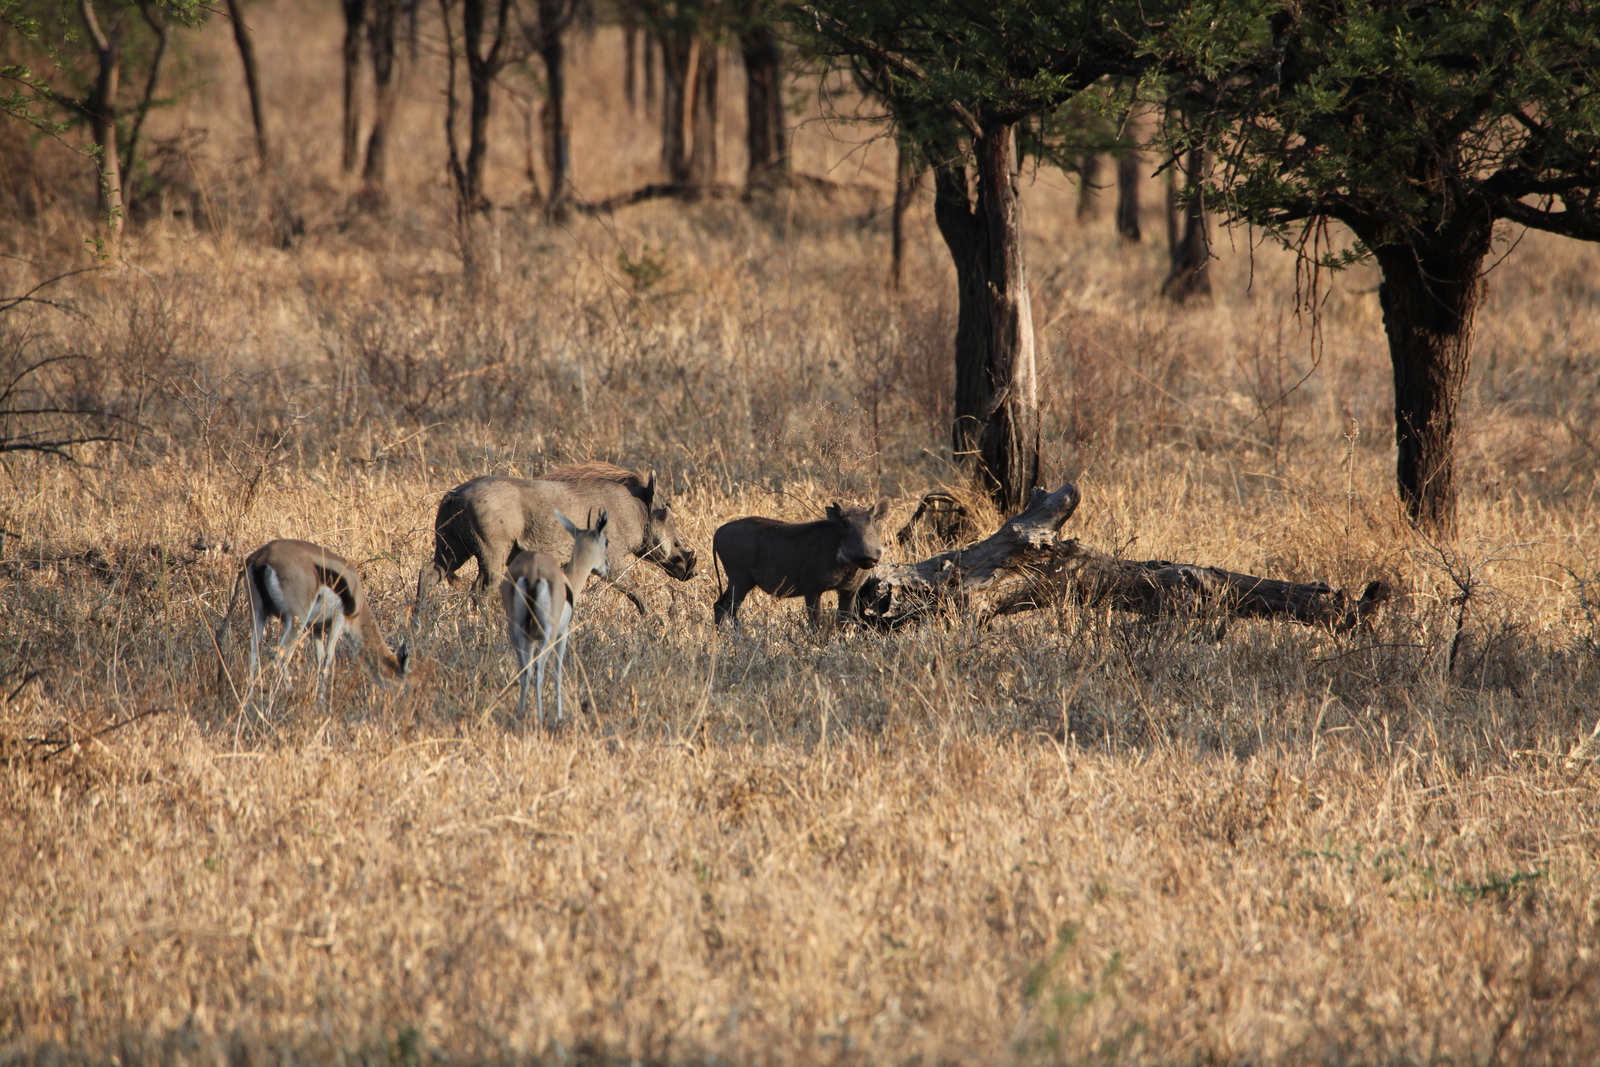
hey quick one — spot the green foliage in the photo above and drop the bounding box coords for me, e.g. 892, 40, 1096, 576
1192, 0, 1600, 253
0, 0, 203, 142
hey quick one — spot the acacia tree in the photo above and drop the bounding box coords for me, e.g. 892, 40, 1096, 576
1193, 1, 1600, 533
800, 2, 1148, 509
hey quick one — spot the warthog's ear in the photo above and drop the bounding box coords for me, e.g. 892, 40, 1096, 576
642, 471, 657, 507
826, 502, 843, 521
554, 509, 579, 537
872, 496, 891, 521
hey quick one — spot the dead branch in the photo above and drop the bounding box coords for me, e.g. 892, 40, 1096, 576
865, 484, 1390, 633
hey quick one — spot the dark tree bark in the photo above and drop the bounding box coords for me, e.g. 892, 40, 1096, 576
529, 0, 578, 216
122, 4, 169, 209
224, 0, 270, 161
1075, 153, 1100, 219
78, 1, 123, 251
643, 27, 656, 106
869, 485, 1390, 634
932, 123, 1041, 512
362, 0, 401, 189
890, 136, 921, 290
660, 31, 717, 187
623, 18, 637, 110
1162, 148, 1211, 299
1115, 150, 1140, 241
460, 0, 513, 211
341, 0, 366, 173
1356, 217, 1492, 534
740, 23, 786, 190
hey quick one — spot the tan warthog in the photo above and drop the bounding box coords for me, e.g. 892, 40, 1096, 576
712, 498, 891, 628
416, 462, 697, 617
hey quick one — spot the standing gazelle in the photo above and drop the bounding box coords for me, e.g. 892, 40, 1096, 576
501, 510, 609, 724
216, 539, 409, 692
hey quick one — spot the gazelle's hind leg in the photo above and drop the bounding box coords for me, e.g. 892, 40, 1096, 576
315, 605, 348, 693
552, 599, 574, 723
508, 577, 534, 720
531, 578, 555, 726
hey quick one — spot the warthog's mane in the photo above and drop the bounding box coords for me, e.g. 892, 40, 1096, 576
543, 461, 651, 501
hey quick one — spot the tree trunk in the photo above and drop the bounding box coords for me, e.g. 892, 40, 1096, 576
461, 0, 510, 211
869, 484, 1390, 633
1162, 148, 1210, 300
1367, 222, 1492, 534
1115, 150, 1140, 241
623, 19, 637, 111
536, 0, 570, 215
224, 0, 270, 161
1075, 154, 1100, 219
890, 137, 921, 290
122, 5, 169, 209
341, 0, 366, 173
689, 41, 718, 187
643, 28, 656, 107
659, 32, 690, 183
740, 23, 786, 191
78, 1, 122, 253
363, 0, 401, 190
660, 31, 716, 189
932, 123, 1041, 512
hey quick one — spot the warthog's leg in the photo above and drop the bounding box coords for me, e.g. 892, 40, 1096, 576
600, 574, 648, 616
713, 581, 748, 627
834, 586, 860, 624
804, 594, 825, 630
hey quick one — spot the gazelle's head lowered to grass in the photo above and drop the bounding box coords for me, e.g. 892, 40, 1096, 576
500, 509, 609, 724
215, 539, 409, 694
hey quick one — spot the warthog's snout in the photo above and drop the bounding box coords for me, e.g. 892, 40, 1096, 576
669, 548, 698, 580
854, 554, 880, 570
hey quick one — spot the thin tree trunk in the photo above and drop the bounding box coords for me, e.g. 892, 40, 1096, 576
363, 0, 401, 190
1115, 150, 1140, 241
224, 0, 270, 161
932, 123, 1040, 511
440, 0, 467, 207
623, 18, 637, 111
462, 0, 511, 211
688, 41, 717, 188
659, 32, 690, 182
1076, 154, 1100, 219
536, 0, 570, 215
1163, 148, 1211, 299
1368, 223, 1492, 534
643, 28, 656, 107
341, 0, 366, 173
123, 4, 169, 209
79, 1, 123, 253
740, 23, 786, 191
890, 137, 921, 290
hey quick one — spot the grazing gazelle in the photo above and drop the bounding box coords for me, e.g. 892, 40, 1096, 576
216, 539, 409, 691
501, 509, 609, 724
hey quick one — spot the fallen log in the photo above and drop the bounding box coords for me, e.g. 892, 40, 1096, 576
864, 483, 1389, 633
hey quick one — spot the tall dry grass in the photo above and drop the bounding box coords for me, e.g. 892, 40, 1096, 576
3, 2, 1600, 1063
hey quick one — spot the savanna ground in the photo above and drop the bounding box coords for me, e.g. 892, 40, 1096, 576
4, 4, 1600, 1064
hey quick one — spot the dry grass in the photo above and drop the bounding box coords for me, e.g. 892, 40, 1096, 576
3, 3, 1600, 1063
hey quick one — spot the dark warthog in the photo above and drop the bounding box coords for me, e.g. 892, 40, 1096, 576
712, 498, 891, 628
416, 462, 697, 617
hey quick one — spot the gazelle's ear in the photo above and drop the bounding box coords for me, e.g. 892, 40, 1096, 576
595, 509, 609, 534
554, 509, 578, 537
873, 496, 891, 520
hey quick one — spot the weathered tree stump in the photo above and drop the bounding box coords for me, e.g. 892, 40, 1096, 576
865, 483, 1389, 632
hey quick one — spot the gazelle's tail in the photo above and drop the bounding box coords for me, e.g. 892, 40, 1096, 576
213, 566, 247, 697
